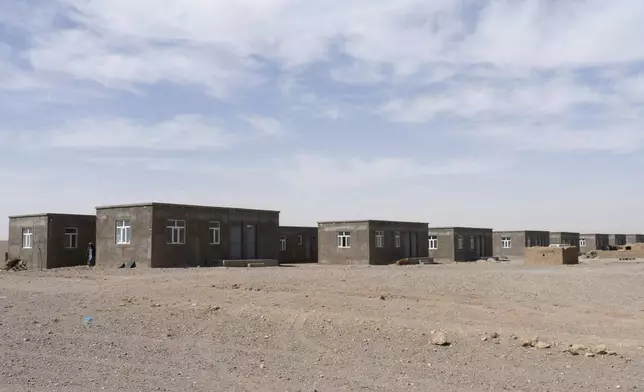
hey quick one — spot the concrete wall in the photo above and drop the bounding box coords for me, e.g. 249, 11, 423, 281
47, 214, 96, 268
96, 205, 154, 268
278, 226, 318, 263
430, 227, 493, 262
8, 215, 48, 269
318, 221, 370, 265
609, 234, 627, 246
550, 232, 580, 247
580, 234, 609, 253
493, 231, 550, 258
525, 246, 579, 266
368, 221, 429, 265
626, 234, 644, 244
97, 203, 280, 268
0, 240, 7, 261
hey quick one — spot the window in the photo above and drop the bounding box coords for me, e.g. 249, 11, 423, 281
209, 221, 220, 244
579, 238, 586, 247
280, 236, 287, 251
501, 237, 512, 249
337, 231, 351, 248
115, 220, 131, 244
394, 231, 401, 248
375, 231, 384, 248
297, 235, 303, 246
429, 235, 438, 250
22, 228, 33, 249
470, 236, 475, 250
457, 235, 464, 250
166, 219, 186, 244
64, 227, 78, 249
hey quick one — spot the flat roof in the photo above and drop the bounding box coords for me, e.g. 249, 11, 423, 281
9, 212, 96, 219
430, 226, 493, 230
318, 219, 429, 225
279, 225, 318, 229
550, 231, 580, 234
95, 202, 280, 213
494, 230, 550, 233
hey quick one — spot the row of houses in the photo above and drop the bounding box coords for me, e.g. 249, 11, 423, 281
5, 202, 644, 269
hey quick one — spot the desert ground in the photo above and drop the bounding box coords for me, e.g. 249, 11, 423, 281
1, 260, 643, 391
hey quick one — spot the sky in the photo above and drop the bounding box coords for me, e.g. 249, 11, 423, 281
1, 0, 644, 238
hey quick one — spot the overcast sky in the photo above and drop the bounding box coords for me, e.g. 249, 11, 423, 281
1, 0, 644, 238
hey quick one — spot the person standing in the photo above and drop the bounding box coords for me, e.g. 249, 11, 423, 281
87, 242, 96, 267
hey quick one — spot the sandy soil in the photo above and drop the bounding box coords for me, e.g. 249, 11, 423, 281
1, 260, 643, 392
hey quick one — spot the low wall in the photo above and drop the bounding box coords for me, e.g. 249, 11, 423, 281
525, 247, 579, 266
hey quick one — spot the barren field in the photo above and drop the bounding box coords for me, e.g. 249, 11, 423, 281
1, 260, 644, 392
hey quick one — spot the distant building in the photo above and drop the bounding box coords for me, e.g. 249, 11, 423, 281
7, 213, 96, 269
95, 202, 280, 268
318, 220, 429, 265
278, 226, 318, 263
429, 227, 493, 262
549, 232, 580, 247
609, 234, 627, 246
579, 234, 610, 252
493, 231, 550, 258
626, 234, 644, 244
1, 240, 8, 261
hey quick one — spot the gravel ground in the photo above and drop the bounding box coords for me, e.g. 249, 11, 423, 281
1, 260, 643, 391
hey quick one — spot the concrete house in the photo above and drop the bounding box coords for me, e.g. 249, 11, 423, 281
579, 234, 610, 252
7, 213, 96, 269
609, 234, 627, 246
1, 240, 8, 261
95, 202, 280, 268
493, 231, 550, 258
429, 227, 493, 262
278, 226, 318, 263
318, 220, 429, 265
549, 232, 580, 247
626, 234, 644, 244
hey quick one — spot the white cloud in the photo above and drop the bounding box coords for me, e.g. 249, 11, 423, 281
242, 115, 284, 136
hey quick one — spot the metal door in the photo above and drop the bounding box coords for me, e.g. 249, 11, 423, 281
402, 232, 411, 258
410, 232, 418, 257
243, 224, 257, 259
304, 236, 311, 261
230, 223, 242, 260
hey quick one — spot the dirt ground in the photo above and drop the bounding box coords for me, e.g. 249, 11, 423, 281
1, 260, 643, 392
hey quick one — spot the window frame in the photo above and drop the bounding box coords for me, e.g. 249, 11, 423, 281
394, 231, 401, 248
209, 221, 221, 245
22, 228, 33, 249
64, 227, 78, 249
457, 235, 464, 250
375, 230, 384, 248
501, 237, 512, 249
579, 238, 586, 247
115, 219, 131, 245
297, 234, 303, 246
280, 236, 287, 251
166, 219, 186, 245
470, 236, 475, 250
337, 231, 351, 249
428, 235, 438, 250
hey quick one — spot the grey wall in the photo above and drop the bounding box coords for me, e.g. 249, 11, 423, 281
318, 221, 370, 265
0, 240, 7, 261
494, 231, 550, 258
8, 216, 48, 269
369, 221, 429, 265
96, 206, 154, 268
609, 234, 627, 246
550, 232, 580, 247
278, 226, 318, 263
626, 234, 644, 244
430, 228, 493, 262
428, 228, 456, 262
580, 234, 609, 252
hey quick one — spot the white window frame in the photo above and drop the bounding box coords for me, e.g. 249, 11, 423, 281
470, 236, 475, 250
579, 238, 586, 247
297, 234, 303, 246
457, 235, 464, 250
337, 231, 351, 248
375, 230, 384, 248
209, 221, 220, 245
22, 228, 33, 249
429, 235, 438, 250
394, 231, 401, 248
115, 220, 131, 245
280, 236, 287, 251
501, 237, 512, 249
166, 219, 186, 245
64, 227, 78, 249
